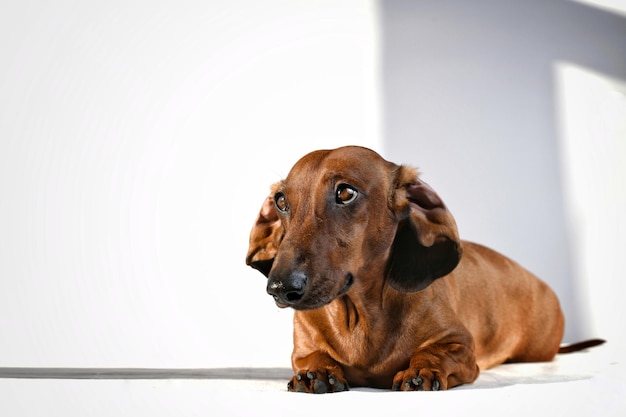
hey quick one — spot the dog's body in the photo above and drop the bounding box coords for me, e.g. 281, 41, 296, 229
246, 146, 565, 393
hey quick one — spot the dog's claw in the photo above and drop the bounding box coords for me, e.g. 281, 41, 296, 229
332, 378, 348, 392
313, 378, 328, 394
432, 380, 440, 391
292, 372, 307, 392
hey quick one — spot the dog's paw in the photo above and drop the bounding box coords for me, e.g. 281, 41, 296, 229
287, 369, 349, 394
392, 367, 446, 391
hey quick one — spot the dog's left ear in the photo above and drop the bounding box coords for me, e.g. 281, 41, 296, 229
245, 188, 283, 277
387, 166, 463, 292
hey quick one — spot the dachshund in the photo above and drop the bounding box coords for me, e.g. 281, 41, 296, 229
246, 145, 602, 393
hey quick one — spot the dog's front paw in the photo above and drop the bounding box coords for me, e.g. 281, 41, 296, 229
287, 369, 349, 394
392, 367, 445, 391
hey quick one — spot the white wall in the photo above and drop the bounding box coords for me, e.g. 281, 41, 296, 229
0, 0, 381, 367
555, 62, 626, 345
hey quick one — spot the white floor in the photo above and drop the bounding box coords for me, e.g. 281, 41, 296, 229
2, 343, 625, 417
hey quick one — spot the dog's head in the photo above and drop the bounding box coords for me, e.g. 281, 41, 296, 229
246, 146, 462, 310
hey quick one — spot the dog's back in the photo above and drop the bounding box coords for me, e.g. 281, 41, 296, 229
442, 241, 564, 369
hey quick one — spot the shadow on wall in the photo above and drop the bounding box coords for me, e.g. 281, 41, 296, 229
379, 0, 626, 343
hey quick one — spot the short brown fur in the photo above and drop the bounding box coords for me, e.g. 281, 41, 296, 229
246, 146, 565, 393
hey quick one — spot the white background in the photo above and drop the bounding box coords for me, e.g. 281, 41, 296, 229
0, 0, 381, 368
0, 0, 624, 369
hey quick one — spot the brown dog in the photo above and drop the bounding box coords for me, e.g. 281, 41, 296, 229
246, 145, 567, 393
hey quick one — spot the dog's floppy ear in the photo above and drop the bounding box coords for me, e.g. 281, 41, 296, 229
386, 166, 462, 292
245, 186, 283, 277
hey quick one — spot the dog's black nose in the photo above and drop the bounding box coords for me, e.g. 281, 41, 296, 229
267, 271, 307, 306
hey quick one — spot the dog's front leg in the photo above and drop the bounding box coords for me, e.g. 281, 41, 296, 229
289, 351, 349, 394
392, 335, 480, 391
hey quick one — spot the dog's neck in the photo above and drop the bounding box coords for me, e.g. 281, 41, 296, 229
334, 268, 395, 333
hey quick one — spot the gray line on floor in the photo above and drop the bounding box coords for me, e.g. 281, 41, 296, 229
0, 367, 293, 380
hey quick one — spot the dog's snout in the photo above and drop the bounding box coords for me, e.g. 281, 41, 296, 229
267, 271, 307, 306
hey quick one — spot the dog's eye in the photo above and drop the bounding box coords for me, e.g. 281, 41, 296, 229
274, 192, 289, 213
336, 184, 358, 205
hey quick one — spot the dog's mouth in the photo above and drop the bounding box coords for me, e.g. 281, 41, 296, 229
273, 298, 290, 309
275, 273, 354, 311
